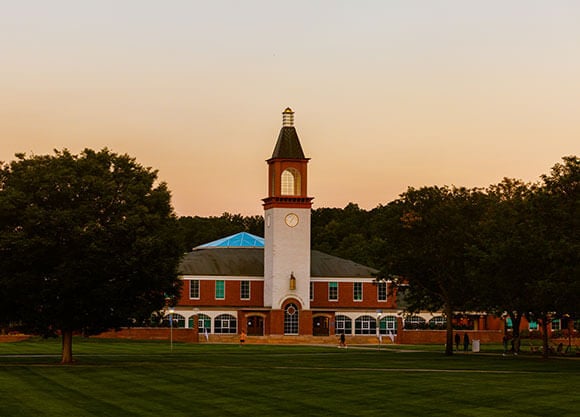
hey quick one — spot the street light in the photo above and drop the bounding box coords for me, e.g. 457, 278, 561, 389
376, 311, 382, 351
192, 307, 200, 343
169, 308, 175, 352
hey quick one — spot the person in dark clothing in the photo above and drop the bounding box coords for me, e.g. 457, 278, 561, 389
502, 334, 510, 355
455, 333, 461, 351
463, 333, 470, 351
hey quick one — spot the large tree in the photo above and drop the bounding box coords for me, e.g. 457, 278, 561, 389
0, 149, 183, 363
381, 186, 488, 355
471, 178, 541, 345
472, 157, 579, 357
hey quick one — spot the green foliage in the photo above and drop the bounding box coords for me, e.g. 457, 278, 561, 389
0, 149, 183, 341
471, 156, 579, 353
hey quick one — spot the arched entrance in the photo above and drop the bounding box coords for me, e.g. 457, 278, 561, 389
313, 316, 330, 336
247, 315, 264, 336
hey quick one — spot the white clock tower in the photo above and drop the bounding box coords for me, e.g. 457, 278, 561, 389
263, 108, 313, 314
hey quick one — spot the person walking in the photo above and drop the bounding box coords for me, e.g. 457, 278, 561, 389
339, 333, 346, 348
455, 333, 461, 351
463, 333, 470, 352
240, 330, 246, 347
502, 334, 510, 356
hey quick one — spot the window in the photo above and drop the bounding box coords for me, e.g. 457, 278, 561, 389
281, 168, 301, 195
404, 316, 426, 329
240, 281, 250, 300
214, 314, 237, 334
380, 316, 398, 335
355, 315, 376, 335
377, 281, 387, 301
189, 313, 211, 332
215, 280, 225, 300
284, 303, 299, 335
551, 319, 561, 331
310, 282, 314, 301
428, 316, 446, 329
353, 282, 362, 301
529, 321, 538, 330
335, 315, 352, 335
189, 280, 200, 299
328, 282, 338, 301
164, 313, 185, 328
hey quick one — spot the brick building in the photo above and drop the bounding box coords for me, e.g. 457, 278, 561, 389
170, 108, 401, 341
165, 108, 570, 345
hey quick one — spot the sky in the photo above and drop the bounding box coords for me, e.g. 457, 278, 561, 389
1, 1, 578, 217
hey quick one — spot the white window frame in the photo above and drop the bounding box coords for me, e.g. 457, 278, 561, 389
328, 282, 338, 301
240, 280, 250, 300
353, 282, 363, 302
189, 280, 200, 299
377, 281, 387, 302
215, 280, 225, 300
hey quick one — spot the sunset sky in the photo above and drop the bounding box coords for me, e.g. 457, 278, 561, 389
1, 1, 578, 217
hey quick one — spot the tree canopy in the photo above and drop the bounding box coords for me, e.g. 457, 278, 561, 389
378, 186, 489, 355
0, 149, 183, 363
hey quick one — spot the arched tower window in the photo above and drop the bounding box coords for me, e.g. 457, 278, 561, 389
281, 168, 301, 196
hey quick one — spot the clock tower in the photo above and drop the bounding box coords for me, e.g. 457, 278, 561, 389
263, 108, 313, 315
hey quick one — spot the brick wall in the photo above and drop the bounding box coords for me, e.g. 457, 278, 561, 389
397, 329, 503, 344
94, 327, 199, 343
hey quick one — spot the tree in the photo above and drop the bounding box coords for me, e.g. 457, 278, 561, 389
473, 156, 579, 357
0, 149, 183, 363
380, 186, 488, 355
470, 178, 540, 344
177, 213, 264, 251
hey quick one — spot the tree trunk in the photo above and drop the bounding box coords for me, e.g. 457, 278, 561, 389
61, 329, 74, 364
444, 303, 454, 356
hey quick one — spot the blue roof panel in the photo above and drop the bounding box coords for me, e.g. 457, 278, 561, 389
197, 232, 264, 248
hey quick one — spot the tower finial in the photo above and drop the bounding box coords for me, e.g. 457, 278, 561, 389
282, 107, 294, 127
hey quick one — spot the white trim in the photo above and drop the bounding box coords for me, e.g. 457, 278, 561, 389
181, 275, 263, 281
182, 275, 383, 283
311, 277, 377, 282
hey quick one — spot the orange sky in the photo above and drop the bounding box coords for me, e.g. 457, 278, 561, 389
1, 1, 578, 216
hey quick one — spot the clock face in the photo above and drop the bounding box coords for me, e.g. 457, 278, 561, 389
285, 213, 299, 227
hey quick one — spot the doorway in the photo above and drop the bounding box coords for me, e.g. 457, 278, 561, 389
247, 316, 264, 336
313, 316, 330, 336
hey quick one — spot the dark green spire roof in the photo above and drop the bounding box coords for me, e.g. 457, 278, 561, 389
271, 126, 306, 159
270, 108, 306, 159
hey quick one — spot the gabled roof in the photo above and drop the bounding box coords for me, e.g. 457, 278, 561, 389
270, 127, 306, 159
197, 232, 264, 248
179, 247, 378, 278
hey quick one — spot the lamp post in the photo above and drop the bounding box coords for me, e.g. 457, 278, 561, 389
192, 307, 200, 343
376, 311, 382, 351
169, 308, 175, 352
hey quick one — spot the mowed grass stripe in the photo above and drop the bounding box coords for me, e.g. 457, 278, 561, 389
1, 339, 578, 417
1, 367, 133, 417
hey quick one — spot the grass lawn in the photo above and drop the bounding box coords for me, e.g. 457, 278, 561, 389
0, 338, 578, 417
